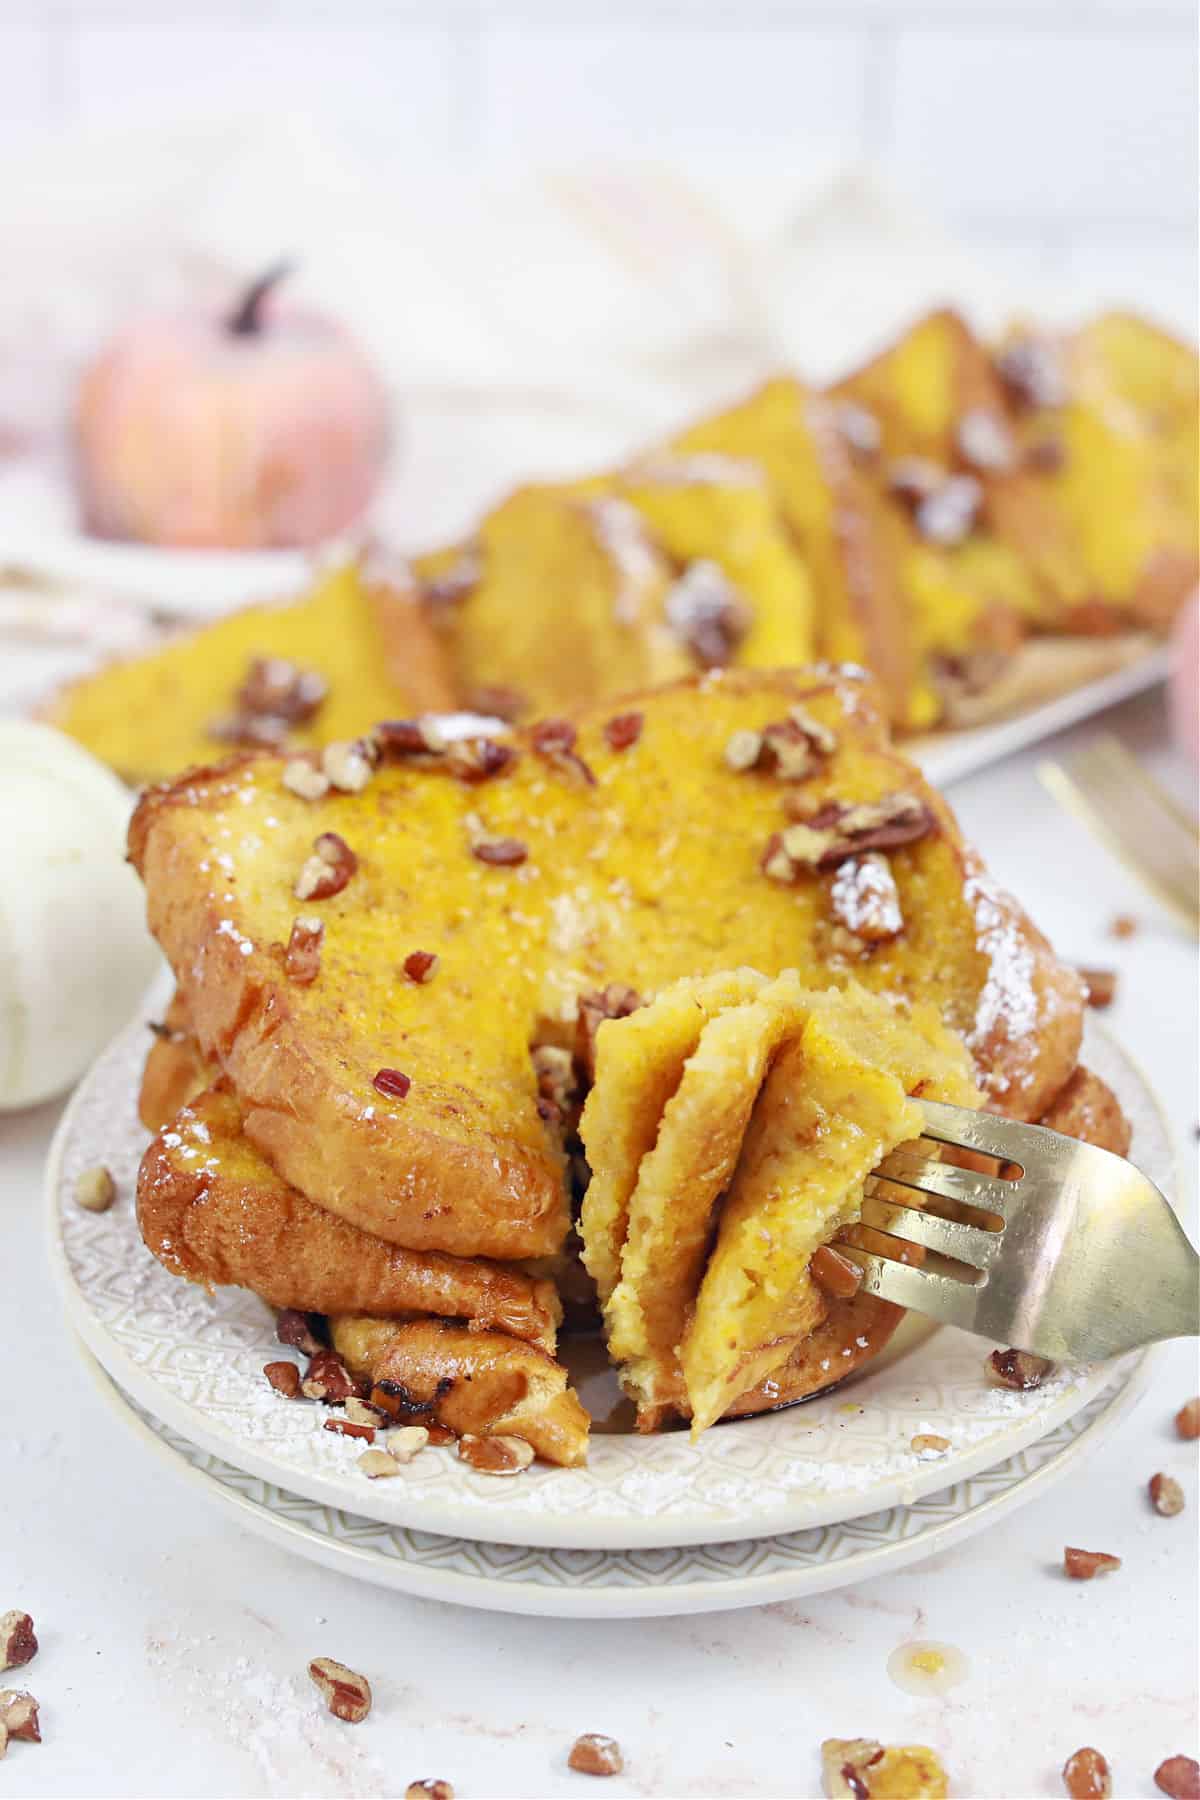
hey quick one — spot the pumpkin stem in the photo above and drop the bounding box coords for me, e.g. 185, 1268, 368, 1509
227, 260, 294, 336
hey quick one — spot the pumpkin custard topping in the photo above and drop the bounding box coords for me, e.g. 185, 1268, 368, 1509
128, 666, 1126, 1468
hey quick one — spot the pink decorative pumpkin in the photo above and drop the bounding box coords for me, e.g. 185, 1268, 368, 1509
74, 263, 390, 549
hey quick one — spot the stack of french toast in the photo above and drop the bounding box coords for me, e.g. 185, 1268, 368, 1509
50, 307, 1197, 784
129, 667, 1132, 1468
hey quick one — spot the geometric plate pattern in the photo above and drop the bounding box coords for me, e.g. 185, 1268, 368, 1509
85, 1344, 1153, 1618
49, 1013, 1173, 1554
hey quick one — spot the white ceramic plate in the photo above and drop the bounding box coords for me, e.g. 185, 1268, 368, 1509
912, 646, 1169, 788
48, 1014, 1171, 1553
79, 1339, 1154, 1618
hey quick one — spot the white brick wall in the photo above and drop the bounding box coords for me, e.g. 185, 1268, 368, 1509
2, 0, 1196, 327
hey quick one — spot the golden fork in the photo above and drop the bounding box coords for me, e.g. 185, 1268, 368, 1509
1039, 735, 1199, 934
845, 1101, 1198, 1361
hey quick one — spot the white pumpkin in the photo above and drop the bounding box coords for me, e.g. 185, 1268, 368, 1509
0, 722, 161, 1110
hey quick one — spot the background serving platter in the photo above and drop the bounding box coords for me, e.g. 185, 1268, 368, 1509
48, 1012, 1172, 1553
80, 1341, 1154, 1619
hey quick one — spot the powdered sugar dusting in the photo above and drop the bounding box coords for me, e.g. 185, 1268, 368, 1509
586, 497, 662, 625
964, 869, 1039, 1094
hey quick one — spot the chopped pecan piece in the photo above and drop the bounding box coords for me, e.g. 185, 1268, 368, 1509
324, 1417, 375, 1442
301, 1351, 362, 1404
911, 1434, 951, 1457
1076, 966, 1116, 1009
987, 1348, 1054, 1390
1174, 1396, 1200, 1439
0, 1616, 36, 1674
446, 737, 517, 782
282, 758, 330, 801
357, 1448, 400, 1479
376, 716, 449, 758
1063, 1547, 1121, 1580
471, 835, 528, 867
0, 1691, 39, 1745
829, 853, 903, 944
531, 718, 595, 785
1062, 1747, 1111, 1798
576, 985, 643, 1081
277, 1309, 326, 1357
75, 1165, 116, 1213
237, 656, 327, 725
568, 1735, 624, 1777
834, 402, 882, 459
532, 1044, 576, 1125
321, 739, 375, 794
294, 831, 357, 901
811, 1245, 863, 1300
664, 560, 750, 667
1149, 1472, 1185, 1517
916, 474, 982, 547
285, 916, 324, 984
1155, 1754, 1200, 1799
1110, 913, 1138, 939
768, 794, 934, 879
385, 1426, 430, 1463
420, 547, 481, 612
995, 336, 1066, 411
603, 711, 643, 751
308, 1656, 372, 1723
406, 1782, 454, 1800
263, 1360, 301, 1399
457, 1434, 535, 1476
403, 950, 439, 985
757, 712, 831, 782
724, 728, 765, 772
957, 408, 1014, 473
373, 1068, 412, 1100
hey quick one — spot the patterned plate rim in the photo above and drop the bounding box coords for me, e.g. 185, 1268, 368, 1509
47, 1012, 1175, 1552
79, 1338, 1155, 1619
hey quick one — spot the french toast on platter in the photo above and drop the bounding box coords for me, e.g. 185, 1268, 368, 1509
127, 667, 1130, 1467
49, 308, 1195, 784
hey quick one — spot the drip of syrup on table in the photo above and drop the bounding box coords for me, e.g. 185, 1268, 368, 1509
886, 1640, 969, 1697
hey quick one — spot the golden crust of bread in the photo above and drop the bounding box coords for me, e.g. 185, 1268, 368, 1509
668, 378, 923, 728
1000, 312, 1198, 631
1039, 1063, 1131, 1157
46, 557, 455, 786
138, 991, 217, 1131
137, 1084, 560, 1349
128, 668, 1084, 1262
330, 1315, 590, 1467
637, 1288, 908, 1433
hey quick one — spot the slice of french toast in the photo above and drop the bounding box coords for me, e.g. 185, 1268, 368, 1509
128, 668, 1085, 1264
995, 311, 1199, 631
138, 1082, 561, 1347
47, 555, 456, 785
581, 972, 980, 1433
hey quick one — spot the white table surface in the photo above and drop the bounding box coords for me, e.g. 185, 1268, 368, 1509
3, 685, 1197, 1800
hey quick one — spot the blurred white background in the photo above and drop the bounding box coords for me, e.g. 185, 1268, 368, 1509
4, 0, 1195, 323
1, 0, 1196, 591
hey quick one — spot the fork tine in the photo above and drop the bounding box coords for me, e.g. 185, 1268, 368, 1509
870, 1146, 1015, 1213
838, 1248, 983, 1330
915, 1100, 1028, 1166
860, 1197, 1002, 1269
